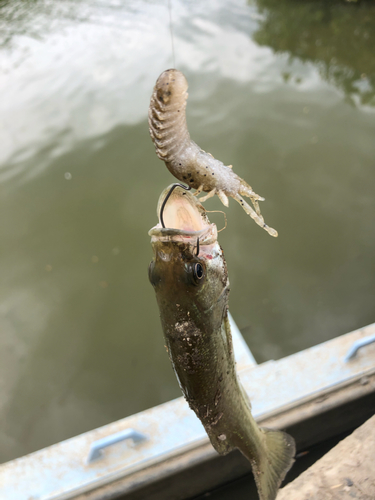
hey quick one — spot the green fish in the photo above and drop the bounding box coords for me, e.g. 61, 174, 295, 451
148, 185, 295, 500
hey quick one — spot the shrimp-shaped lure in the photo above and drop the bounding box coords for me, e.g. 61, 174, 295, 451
148, 69, 278, 237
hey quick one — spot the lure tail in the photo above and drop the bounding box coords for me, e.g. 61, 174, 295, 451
244, 428, 295, 500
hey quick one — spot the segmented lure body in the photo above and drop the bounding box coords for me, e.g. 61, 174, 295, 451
148, 69, 278, 237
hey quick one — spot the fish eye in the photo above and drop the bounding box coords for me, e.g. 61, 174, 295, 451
192, 262, 205, 284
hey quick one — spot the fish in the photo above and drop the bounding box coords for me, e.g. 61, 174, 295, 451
148, 68, 278, 237
148, 185, 295, 500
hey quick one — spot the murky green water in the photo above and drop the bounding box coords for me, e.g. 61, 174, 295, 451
0, 0, 374, 463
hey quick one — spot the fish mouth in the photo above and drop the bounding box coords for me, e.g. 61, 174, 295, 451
149, 185, 217, 246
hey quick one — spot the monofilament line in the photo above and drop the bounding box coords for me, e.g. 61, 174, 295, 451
168, 0, 176, 68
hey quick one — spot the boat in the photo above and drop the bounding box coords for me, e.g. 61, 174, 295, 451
1, 317, 374, 500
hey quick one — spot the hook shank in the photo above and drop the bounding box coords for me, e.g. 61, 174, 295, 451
160, 183, 191, 228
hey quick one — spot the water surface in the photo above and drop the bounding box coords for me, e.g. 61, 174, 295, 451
0, 0, 374, 462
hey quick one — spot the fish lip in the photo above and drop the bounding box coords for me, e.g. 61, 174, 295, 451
149, 223, 217, 246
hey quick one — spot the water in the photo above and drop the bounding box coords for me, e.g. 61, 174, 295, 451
0, 0, 374, 463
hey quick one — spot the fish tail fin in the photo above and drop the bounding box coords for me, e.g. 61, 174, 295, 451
252, 428, 295, 500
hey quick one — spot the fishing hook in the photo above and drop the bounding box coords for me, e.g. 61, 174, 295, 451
160, 183, 191, 228
195, 237, 200, 256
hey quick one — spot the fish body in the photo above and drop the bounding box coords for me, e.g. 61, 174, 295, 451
148, 186, 295, 500
148, 69, 278, 237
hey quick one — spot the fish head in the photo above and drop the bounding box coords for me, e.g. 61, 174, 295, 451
148, 185, 229, 331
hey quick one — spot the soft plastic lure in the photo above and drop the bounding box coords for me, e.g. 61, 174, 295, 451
148, 69, 278, 237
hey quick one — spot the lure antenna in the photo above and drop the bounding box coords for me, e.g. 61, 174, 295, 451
160, 183, 191, 228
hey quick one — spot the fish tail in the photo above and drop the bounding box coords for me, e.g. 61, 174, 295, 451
252, 428, 295, 500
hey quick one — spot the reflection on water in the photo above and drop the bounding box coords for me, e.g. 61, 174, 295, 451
253, 0, 375, 106
0, 0, 374, 463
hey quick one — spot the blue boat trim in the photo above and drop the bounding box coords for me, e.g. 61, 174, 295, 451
87, 429, 148, 465
344, 333, 375, 361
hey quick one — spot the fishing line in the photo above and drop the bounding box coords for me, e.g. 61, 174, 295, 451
168, 0, 176, 68
205, 210, 227, 233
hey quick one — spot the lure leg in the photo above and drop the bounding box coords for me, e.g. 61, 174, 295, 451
217, 190, 229, 207
233, 193, 278, 237
194, 185, 205, 196
249, 197, 261, 216
199, 188, 216, 203
238, 182, 265, 217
